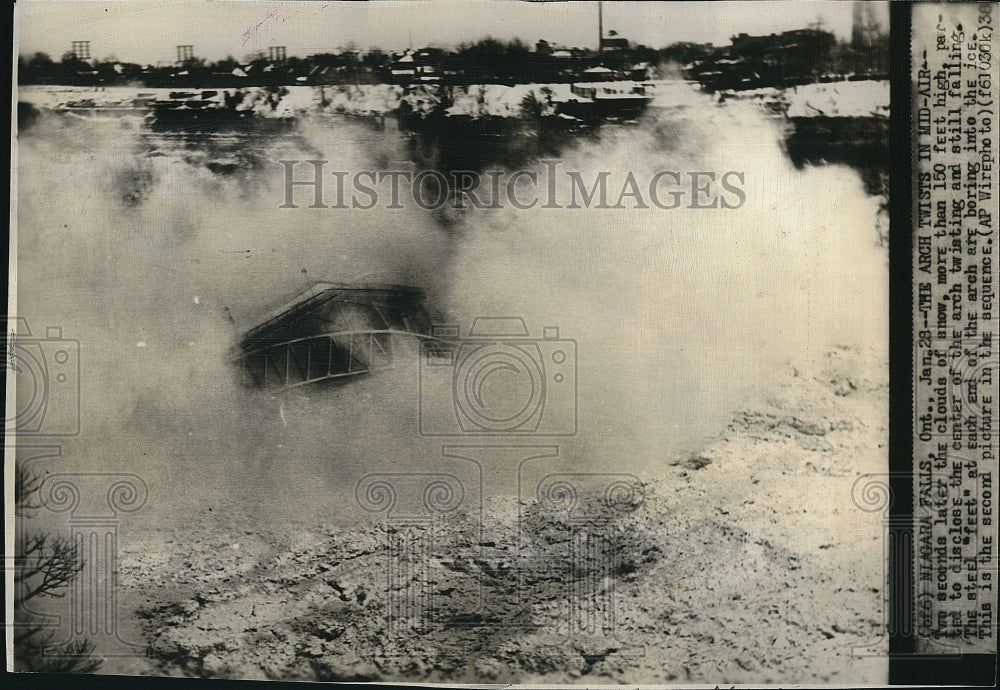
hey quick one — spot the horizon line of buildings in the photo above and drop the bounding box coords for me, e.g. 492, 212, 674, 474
20, 34, 657, 87
20, 19, 887, 91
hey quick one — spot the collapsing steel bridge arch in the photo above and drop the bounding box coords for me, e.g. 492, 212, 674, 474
232, 283, 442, 389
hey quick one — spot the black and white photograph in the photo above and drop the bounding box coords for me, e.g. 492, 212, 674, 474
6, 0, 995, 685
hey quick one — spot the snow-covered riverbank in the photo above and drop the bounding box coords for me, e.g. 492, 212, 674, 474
19, 79, 889, 121
116, 345, 888, 684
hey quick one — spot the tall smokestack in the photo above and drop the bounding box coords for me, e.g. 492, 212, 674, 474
598, 0, 603, 54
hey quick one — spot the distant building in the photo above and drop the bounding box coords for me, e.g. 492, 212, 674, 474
389, 51, 417, 82
303, 50, 360, 85
693, 28, 837, 90
531, 39, 600, 82
600, 36, 629, 52
388, 48, 443, 84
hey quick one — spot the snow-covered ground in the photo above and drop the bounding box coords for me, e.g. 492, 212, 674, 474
19, 79, 890, 121
785, 80, 889, 118
720, 80, 890, 119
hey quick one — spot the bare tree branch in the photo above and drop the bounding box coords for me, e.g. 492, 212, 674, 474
13, 463, 102, 673
15, 463, 44, 513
